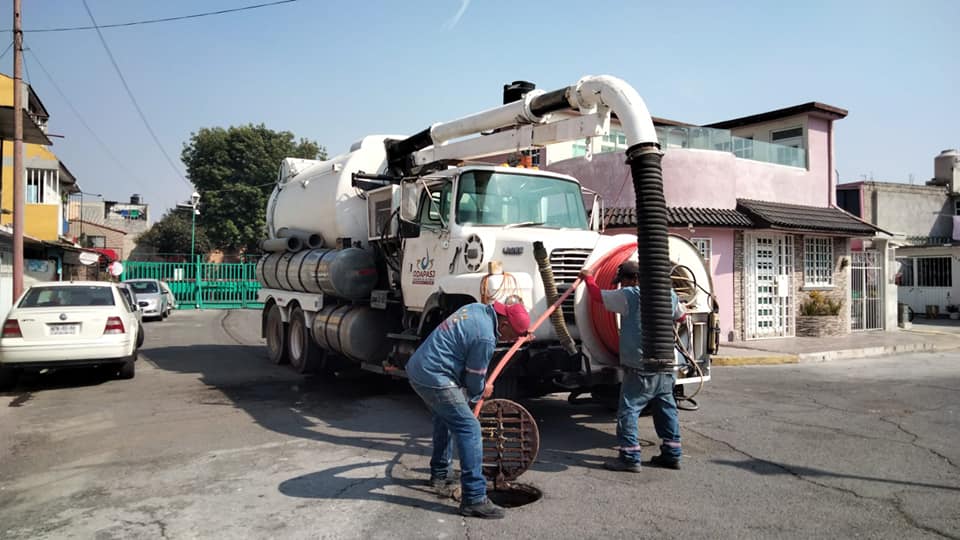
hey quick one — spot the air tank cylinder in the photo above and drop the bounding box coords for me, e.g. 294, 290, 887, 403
311, 304, 395, 363
256, 247, 378, 300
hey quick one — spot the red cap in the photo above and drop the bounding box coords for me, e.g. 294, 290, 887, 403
493, 301, 531, 335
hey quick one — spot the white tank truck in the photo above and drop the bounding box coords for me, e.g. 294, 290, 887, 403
256, 75, 719, 404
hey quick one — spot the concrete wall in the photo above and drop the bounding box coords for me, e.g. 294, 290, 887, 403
67, 221, 131, 259
864, 183, 953, 238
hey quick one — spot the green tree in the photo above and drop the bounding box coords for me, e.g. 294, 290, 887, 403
181, 124, 325, 252
137, 210, 212, 255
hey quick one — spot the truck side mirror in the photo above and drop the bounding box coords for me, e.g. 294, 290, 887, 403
399, 220, 421, 238
399, 180, 420, 222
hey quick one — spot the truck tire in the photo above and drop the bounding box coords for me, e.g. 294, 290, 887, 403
287, 306, 323, 374
491, 377, 519, 400
265, 303, 289, 365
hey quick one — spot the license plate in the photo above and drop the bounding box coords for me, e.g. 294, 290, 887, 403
49, 324, 79, 336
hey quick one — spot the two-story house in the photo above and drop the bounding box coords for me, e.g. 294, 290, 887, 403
67, 194, 151, 261
541, 102, 885, 342
837, 149, 960, 319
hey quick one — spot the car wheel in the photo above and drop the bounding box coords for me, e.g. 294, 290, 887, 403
0, 366, 20, 391
287, 306, 323, 374
265, 303, 288, 365
118, 355, 136, 380
136, 324, 145, 348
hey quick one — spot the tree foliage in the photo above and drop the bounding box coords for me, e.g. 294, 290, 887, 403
181, 124, 326, 252
137, 209, 212, 255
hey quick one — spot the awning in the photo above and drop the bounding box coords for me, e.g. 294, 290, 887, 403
0, 106, 52, 145
737, 199, 888, 236
90, 248, 119, 262
604, 206, 755, 228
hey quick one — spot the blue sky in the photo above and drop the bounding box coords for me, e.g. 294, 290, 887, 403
2, 0, 957, 218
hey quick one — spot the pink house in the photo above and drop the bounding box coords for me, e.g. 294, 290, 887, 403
544, 103, 884, 341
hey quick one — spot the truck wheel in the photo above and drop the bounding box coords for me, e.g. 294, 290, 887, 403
265, 303, 289, 365
287, 306, 323, 374
491, 377, 519, 400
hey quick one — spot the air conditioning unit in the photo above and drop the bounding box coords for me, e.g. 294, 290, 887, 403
366, 185, 400, 241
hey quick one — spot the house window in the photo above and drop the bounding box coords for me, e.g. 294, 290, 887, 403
572, 139, 588, 158
954, 199, 960, 216
916, 257, 951, 287
25, 168, 58, 204
804, 237, 833, 286
691, 237, 712, 265
87, 235, 106, 248
772, 127, 804, 167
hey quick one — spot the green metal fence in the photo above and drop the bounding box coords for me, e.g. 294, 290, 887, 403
120, 257, 262, 309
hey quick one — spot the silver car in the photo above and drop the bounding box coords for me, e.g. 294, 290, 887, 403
124, 279, 168, 321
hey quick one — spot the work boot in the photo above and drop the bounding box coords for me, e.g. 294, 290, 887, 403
603, 457, 642, 473
430, 476, 457, 497
459, 498, 505, 519
649, 454, 681, 470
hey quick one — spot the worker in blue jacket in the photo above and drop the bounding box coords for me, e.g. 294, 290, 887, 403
406, 297, 530, 519
580, 260, 685, 472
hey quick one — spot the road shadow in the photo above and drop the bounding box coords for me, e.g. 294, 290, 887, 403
714, 458, 960, 492
1, 366, 116, 404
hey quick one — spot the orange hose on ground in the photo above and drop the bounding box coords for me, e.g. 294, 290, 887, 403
588, 243, 638, 357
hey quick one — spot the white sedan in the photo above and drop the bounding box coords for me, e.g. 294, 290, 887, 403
0, 281, 144, 389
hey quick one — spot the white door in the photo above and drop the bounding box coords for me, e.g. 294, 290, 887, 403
851, 250, 883, 331
745, 234, 794, 339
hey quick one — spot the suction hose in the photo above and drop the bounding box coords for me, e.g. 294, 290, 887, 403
625, 145, 675, 366
532, 241, 577, 355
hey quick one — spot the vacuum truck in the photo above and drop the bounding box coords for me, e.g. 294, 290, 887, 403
256, 75, 719, 401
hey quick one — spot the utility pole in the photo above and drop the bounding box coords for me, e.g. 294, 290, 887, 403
12, 0, 24, 299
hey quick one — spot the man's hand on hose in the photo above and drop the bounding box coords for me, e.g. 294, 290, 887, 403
483, 382, 494, 399
578, 267, 594, 279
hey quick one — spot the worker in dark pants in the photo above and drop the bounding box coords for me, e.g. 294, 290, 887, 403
580, 261, 685, 472
405, 297, 530, 519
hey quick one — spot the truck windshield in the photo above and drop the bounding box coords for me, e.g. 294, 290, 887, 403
456, 170, 588, 229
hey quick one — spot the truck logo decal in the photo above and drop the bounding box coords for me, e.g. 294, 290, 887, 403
413, 249, 436, 285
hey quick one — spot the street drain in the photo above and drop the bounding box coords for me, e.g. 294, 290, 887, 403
487, 483, 542, 508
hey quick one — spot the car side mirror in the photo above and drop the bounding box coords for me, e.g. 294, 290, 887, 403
398, 219, 421, 239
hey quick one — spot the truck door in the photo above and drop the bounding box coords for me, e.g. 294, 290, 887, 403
401, 181, 454, 310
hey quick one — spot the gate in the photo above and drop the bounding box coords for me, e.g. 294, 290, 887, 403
745, 234, 794, 339
851, 250, 883, 331
120, 258, 262, 309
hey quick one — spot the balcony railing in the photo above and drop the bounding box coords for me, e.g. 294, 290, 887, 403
577, 126, 808, 169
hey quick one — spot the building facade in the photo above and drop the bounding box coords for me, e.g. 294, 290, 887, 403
541, 102, 884, 341
66, 194, 150, 260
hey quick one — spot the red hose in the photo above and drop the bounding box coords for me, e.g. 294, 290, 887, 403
588, 243, 638, 357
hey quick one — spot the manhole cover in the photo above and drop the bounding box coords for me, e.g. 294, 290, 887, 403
479, 399, 539, 484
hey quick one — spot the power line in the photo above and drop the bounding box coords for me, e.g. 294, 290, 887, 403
0, 41, 12, 62
26, 48, 147, 189
82, 0, 193, 189
13, 0, 298, 33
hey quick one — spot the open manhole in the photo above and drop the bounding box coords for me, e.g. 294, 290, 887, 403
487, 482, 542, 508
478, 399, 542, 508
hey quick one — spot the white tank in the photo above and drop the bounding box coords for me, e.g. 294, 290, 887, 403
266, 135, 400, 244
934, 149, 959, 184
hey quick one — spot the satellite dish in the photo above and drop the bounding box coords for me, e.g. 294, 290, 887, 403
78, 252, 100, 266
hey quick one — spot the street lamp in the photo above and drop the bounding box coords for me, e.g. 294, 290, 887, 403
189, 191, 200, 265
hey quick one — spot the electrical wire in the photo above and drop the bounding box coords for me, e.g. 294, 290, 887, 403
26, 49, 148, 190
0, 41, 13, 63
82, 0, 193, 189
12, 1, 299, 33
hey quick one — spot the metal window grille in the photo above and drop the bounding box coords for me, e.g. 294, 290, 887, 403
692, 237, 712, 265
916, 257, 951, 287
804, 237, 833, 286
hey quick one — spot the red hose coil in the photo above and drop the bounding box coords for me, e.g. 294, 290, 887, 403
588, 243, 638, 357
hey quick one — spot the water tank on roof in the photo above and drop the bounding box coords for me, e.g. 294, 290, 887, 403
130, 193, 142, 205
934, 149, 959, 184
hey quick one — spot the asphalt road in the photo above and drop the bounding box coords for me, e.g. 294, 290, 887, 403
1, 310, 958, 539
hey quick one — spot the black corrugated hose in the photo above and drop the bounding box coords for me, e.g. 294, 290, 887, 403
625, 145, 675, 367
532, 241, 577, 355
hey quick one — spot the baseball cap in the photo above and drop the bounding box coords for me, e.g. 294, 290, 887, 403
612, 260, 640, 284
493, 299, 531, 335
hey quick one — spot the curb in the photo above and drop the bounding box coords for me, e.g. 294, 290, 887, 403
712, 354, 798, 366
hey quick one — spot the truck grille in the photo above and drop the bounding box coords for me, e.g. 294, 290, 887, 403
549, 248, 592, 321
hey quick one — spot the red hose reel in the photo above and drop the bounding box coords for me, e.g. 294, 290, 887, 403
587, 243, 638, 357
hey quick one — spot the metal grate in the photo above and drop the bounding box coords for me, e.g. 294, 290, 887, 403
479, 399, 540, 485
549, 248, 592, 321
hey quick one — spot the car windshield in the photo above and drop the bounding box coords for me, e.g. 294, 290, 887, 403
19, 286, 116, 307
456, 170, 588, 229
128, 281, 159, 294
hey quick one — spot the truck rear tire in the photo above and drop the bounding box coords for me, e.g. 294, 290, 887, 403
266, 303, 289, 365
287, 306, 323, 374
